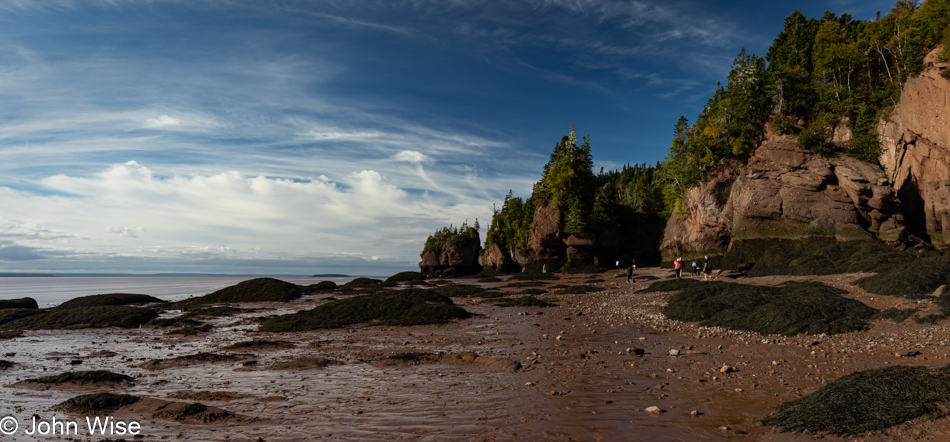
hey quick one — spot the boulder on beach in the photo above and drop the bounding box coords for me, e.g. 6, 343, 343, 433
185, 278, 303, 304
55, 293, 165, 309
0, 297, 38, 310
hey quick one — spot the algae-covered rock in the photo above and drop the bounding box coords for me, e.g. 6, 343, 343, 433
765, 365, 950, 435
0, 297, 38, 310
3, 306, 158, 330
25, 370, 133, 386
660, 281, 877, 336
258, 289, 472, 332
855, 255, 950, 299
385, 271, 425, 284
55, 393, 141, 414
187, 278, 303, 304
55, 293, 165, 309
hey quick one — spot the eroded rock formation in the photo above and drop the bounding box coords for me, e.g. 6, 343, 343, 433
661, 139, 907, 261
419, 235, 482, 277
879, 47, 950, 247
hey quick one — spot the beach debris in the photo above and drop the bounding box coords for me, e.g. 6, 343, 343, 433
644, 406, 664, 415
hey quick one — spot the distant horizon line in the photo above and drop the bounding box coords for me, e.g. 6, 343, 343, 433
0, 272, 364, 278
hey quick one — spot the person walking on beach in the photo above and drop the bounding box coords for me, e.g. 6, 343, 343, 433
626, 263, 634, 283
691, 260, 699, 276
673, 258, 683, 278
703, 255, 713, 281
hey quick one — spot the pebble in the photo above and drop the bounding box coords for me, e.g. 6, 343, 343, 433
644, 406, 664, 415
669, 349, 680, 356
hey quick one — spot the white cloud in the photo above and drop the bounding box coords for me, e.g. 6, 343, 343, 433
144, 114, 181, 128
393, 150, 428, 164
0, 160, 504, 272
105, 225, 144, 237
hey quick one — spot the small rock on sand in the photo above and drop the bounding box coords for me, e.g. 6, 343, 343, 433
644, 406, 664, 415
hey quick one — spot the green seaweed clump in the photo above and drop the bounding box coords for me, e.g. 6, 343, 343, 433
385, 271, 426, 284
27, 370, 133, 385
258, 289, 472, 332
3, 306, 158, 330
662, 281, 877, 336
55, 293, 165, 309
873, 307, 918, 323
0, 308, 43, 326
637, 278, 705, 294
301, 281, 338, 294
56, 393, 141, 414
225, 339, 295, 350
338, 278, 384, 292
186, 278, 303, 304
764, 365, 950, 435
855, 256, 950, 299
724, 238, 913, 277
0, 297, 38, 310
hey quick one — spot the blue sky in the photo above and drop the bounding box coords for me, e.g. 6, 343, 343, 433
0, 0, 896, 275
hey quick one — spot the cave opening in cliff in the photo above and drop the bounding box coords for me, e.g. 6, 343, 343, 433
898, 175, 930, 243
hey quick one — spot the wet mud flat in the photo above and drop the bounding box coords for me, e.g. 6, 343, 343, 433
2, 270, 950, 440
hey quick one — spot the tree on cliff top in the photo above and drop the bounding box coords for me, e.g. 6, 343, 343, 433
532, 126, 596, 235
423, 220, 480, 254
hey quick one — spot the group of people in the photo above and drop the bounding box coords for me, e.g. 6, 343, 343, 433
622, 256, 713, 282
673, 256, 713, 280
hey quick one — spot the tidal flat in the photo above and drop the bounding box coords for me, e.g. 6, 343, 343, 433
1, 269, 949, 440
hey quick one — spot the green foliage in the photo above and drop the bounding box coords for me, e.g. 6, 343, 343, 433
485, 129, 663, 259
796, 113, 835, 155
664, 2, 950, 186
661, 49, 769, 200
485, 191, 534, 254
771, 113, 798, 134
423, 220, 480, 254
534, 126, 595, 210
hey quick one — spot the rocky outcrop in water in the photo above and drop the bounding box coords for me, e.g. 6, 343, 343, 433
879, 47, 950, 248
419, 233, 482, 277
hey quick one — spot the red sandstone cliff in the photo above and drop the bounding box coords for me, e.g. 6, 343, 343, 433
879, 47, 950, 247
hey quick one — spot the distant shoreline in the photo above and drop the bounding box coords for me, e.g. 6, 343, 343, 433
0, 273, 353, 278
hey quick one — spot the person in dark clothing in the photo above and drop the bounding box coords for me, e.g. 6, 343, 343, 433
703, 255, 713, 281
626, 264, 634, 283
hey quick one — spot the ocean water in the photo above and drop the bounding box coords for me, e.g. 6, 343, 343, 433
0, 276, 360, 308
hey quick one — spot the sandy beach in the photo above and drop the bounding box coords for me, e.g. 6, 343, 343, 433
2, 268, 949, 441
